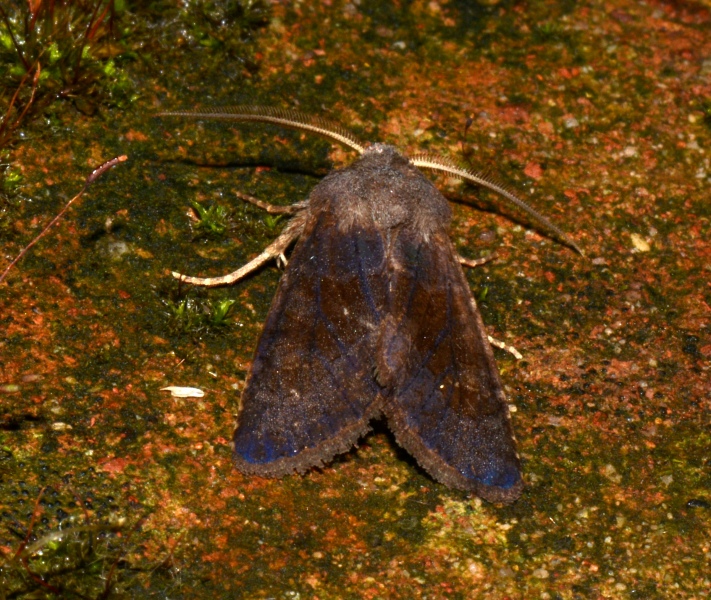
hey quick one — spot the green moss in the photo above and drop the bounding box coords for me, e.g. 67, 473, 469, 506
189, 200, 232, 239
0, 488, 179, 598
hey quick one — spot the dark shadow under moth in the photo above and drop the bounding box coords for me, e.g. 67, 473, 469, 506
159, 107, 580, 504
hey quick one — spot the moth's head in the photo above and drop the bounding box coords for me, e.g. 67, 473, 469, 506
360, 142, 410, 166
363, 142, 392, 155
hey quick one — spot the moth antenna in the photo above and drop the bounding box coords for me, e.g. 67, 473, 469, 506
157, 105, 366, 155
411, 153, 583, 256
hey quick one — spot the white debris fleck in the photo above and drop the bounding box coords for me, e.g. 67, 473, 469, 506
630, 233, 651, 252
161, 386, 205, 398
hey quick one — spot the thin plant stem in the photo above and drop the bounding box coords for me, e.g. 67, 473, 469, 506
0, 155, 128, 284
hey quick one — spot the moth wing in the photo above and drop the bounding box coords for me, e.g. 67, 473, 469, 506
233, 210, 388, 476
381, 230, 523, 503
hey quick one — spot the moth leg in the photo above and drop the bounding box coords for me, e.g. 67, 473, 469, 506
456, 253, 520, 358
234, 191, 302, 215
458, 254, 495, 269
487, 335, 523, 360
172, 212, 306, 287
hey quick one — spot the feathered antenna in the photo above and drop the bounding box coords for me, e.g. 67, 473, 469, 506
158, 106, 581, 254
157, 105, 366, 154
411, 153, 583, 255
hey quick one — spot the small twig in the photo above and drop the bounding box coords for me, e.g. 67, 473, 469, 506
0, 63, 41, 144
13, 486, 46, 561
14, 63, 42, 130
11, 485, 65, 595
28, 0, 45, 32
20, 553, 64, 596
0, 5, 30, 71
68, 485, 94, 559
88, 0, 113, 42
71, 0, 105, 87
99, 513, 149, 600
0, 155, 128, 284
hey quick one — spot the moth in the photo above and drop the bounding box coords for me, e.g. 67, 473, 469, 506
159, 107, 579, 504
